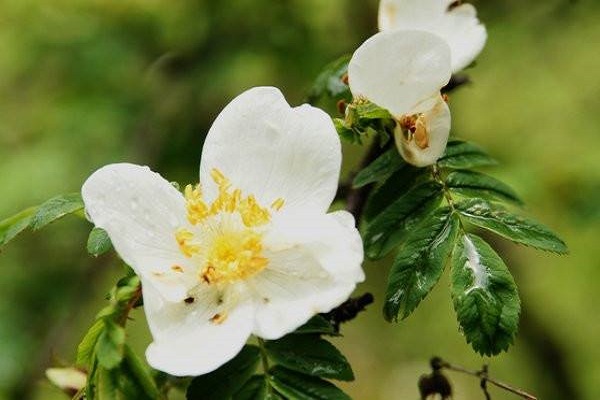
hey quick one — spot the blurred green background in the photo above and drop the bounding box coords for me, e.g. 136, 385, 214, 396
0, 0, 598, 399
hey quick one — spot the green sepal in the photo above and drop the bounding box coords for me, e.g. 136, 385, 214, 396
384, 208, 460, 322
364, 181, 444, 260
264, 335, 353, 381
96, 320, 126, 370
87, 227, 113, 257
456, 198, 568, 254
186, 345, 260, 400
446, 170, 523, 205
30, 193, 84, 230
0, 206, 37, 247
269, 366, 351, 400
349, 100, 393, 121
96, 366, 119, 399
451, 234, 521, 356
353, 148, 405, 188
437, 140, 497, 170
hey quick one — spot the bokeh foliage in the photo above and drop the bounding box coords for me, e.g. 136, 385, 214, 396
0, 0, 598, 399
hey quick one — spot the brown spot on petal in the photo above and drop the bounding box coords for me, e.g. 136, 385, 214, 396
210, 313, 227, 324
184, 297, 195, 304
171, 265, 184, 273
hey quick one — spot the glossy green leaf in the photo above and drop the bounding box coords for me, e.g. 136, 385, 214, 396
30, 193, 84, 230
384, 208, 460, 322
451, 234, 521, 355
233, 375, 273, 400
186, 345, 260, 400
0, 206, 37, 247
446, 170, 523, 205
308, 55, 351, 102
77, 319, 105, 366
123, 345, 161, 399
456, 198, 568, 254
364, 181, 444, 260
353, 148, 405, 188
265, 335, 353, 381
87, 227, 113, 257
293, 315, 337, 336
269, 367, 351, 400
96, 321, 126, 369
363, 165, 423, 222
437, 140, 497, 169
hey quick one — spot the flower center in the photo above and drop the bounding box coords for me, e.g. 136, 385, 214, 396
399, 114, 429, 149
175, 168, 284, 285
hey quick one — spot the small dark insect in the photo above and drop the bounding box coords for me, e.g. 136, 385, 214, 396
184, 296, 195, 304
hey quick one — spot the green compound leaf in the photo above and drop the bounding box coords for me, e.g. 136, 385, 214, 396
364, 181, 444, 260
265, 335, 353, 381
87, 227, 113, 257
187, 345, 260, 400
269, 366, 351, 400
233, 375, 283, 400
384, 208, 460, 322
30, 193, 84, 231
437, 140, 497, 170
456, 198, 568, 254
353, 148, 406, 188
363, 165, 424, 222
293, 315, 337, 336
96, 321, 126, 370
0, 206, 37, 247
451, 234, 521, 356
308, 55, 351, 102
446, 170, 523, 205
77, 319, 105, 367
123, 345, 161, 400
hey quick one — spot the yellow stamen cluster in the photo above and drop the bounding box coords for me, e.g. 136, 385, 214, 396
200, 229, 268, 285
174, 168, 285, 286
175, 228, 201, 258
184, 168, 278, 228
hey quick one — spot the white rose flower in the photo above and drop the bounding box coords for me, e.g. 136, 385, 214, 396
81, 87, 365, 376
348, 30, 452, 167
378, 0, 487, 72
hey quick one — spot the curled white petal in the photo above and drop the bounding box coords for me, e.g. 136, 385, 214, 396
200, 86, 341, 215
395, 94, 451, 167
378, 0, 487, 72
348, 30, 452, 117
82, 163, 193, 302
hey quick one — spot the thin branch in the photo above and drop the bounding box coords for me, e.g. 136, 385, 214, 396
433, 357, 538, 400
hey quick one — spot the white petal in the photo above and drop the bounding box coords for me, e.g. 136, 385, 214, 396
378, 0, 487, 72
82, 163, 192, 301
348, 30, 452, 117
395, 95, 451, 167
250, 211, 364, 339
249, 247, 358, 340
143, 281, 254, 376
200, 87, 341, 215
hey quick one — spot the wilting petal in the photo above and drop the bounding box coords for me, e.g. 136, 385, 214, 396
200, 87, 341, 215
395, 94, 451, 167
82, 163, 194, 301
348, 30, 451, 117
378, 0, 487, 72
143, 281, 254, 376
